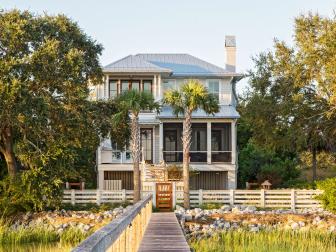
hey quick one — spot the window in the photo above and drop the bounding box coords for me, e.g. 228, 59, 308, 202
162, 80, 176, 95
163, 123, 207, 163
208, 80, 220, 101
141, 129, 153, 163
111, 140, 121, 161
211, 123, 231, 162
143, 80, 152, 93
109, 80, 118, 98
190, 123, 207, 162
131, 81, 140, 91
121, 80, 129, 93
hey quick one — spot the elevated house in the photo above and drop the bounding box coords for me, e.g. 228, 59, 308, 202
93, 36, 243, 191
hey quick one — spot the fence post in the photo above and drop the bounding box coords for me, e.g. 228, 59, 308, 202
229, 189, 234, 206
71, 189, 75, 205
152, 182, 156, 208
172, 182, 176, 209
97, 190, 101, 205
198, 189, 203, 207
291, 189, 296, 211
260, 189, 265, 208
122, 189, 126, 202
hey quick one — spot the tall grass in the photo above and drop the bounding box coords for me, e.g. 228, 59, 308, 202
0, 219, 90, 247
190, 230, 336, 252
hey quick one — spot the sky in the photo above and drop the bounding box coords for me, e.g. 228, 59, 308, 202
1, 0, 336, 93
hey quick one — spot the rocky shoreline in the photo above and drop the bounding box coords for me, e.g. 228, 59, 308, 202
9, 205, 132, 234
174, 205, 336, 240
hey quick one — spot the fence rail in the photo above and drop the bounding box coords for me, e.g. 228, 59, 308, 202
72, 194, 152, 252
63, 187, 323, 210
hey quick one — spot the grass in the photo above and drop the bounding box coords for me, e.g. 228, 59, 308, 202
0, 219, 91, 247
190, 229, 336, 252
60, 202, 130, 212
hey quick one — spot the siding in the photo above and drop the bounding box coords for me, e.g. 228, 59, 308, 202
190, 171, 228, 190
104, 171, 134, 190
220, 79, 231, 105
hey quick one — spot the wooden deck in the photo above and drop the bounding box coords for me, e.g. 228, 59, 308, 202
138, 212, 190, 252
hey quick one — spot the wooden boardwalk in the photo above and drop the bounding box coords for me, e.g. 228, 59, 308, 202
138, 212, 190, 252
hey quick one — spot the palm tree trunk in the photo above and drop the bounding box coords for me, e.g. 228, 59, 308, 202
0, 126, 18, 177
130, 113, 141, 203
182, 110, 192, 209
312, 147, 317, 181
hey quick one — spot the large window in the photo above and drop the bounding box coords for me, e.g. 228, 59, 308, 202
141, 129, 153, 163
109, 79, 152, 98
163, 123, 207, 163
211, 123, 231, 162
208, 80, 220, 101
162, 80, 176, 95
190, 123, 207, 162
109, 80, 118, 98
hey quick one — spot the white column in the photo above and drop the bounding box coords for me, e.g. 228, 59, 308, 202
158, 75, 162, 100
159, 122, 163, 162
98, 170, 104, 190
207, 122, 211, 164
153, 75, 157, 100
231, 120, 237, 165
104, 75, 109, 99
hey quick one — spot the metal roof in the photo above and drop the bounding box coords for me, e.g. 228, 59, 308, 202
104, 54, 241, 77
158, 105, 240, 119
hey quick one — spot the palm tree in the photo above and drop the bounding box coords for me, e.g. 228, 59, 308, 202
116, 90, 160, 203
164, 80, 219, 209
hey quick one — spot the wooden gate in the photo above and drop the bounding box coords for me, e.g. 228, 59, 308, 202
156, 183, 172, 211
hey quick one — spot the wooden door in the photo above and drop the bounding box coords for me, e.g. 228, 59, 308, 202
156, 183, 172, 211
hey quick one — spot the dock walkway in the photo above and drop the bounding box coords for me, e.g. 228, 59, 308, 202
138, 212, 190, 252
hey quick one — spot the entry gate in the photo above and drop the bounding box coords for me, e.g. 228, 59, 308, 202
155, 183, 172, 211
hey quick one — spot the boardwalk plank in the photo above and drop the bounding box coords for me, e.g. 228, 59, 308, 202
138, 212, 190, 252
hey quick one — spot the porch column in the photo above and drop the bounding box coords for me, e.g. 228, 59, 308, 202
152, 125, 156, 163
159, 122, 163, 162
158, 75, 162, 100
98, 170, 104, 190
153, 75, 157, 100
207, 122, 211, 164
104, 75, 109, 99
231, 120, 237, 165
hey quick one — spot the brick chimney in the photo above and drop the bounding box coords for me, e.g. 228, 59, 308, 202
225, 35, 236, 72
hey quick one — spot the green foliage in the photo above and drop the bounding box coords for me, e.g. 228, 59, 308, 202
190, 229, 336, 252
0, 169, 63, 216
59, 227, 91, 246
316, 178, 336, 213
238, 142, 300, 188
199, 203, 222, 210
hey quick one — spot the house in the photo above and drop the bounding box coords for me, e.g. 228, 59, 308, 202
93, 36, 243, 191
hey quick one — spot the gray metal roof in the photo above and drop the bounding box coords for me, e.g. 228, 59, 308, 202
104, 54, 240, 77
158, 105, 240, 119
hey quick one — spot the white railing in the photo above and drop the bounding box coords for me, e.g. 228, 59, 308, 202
63, 186, 323, 210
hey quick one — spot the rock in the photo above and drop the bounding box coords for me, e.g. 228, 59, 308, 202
185, 214, 192, 222
298, 221, 305, 227
83, 224, 91, 232
250, 226, 259, 232
329, 226, 335, 232
291, 222, 299, 230
224, 222, 231, 229
232, 207, 241, 214
195, 213, 203, 220
221, 206, 231, 211
245, 206, 257, 212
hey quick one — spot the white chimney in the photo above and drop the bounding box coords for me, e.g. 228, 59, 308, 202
225, 35, 236, 72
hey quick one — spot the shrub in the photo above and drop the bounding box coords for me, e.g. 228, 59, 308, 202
316, 178, 336, 213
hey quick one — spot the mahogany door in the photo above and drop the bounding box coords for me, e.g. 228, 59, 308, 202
156, 183, 172, 211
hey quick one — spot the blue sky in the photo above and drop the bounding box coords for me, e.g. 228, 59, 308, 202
2, 0, 336, 92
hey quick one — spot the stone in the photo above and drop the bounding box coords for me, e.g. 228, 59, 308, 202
250, 226, 259, 232
291, 222, 299, 230
184, 214, 192, 222
221, 206, 231, 211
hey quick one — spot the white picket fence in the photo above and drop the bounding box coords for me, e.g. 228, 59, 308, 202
63, 186, 323, 210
